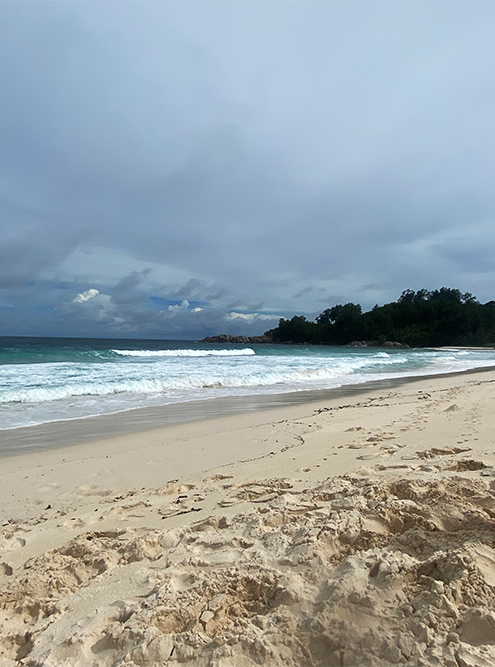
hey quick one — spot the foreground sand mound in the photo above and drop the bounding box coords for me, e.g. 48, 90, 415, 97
2, 474, 495, 666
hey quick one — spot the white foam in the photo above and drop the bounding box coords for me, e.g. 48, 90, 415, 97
112, 348, 256, 357
2, 345, 495, 430
0, 367, 350, 404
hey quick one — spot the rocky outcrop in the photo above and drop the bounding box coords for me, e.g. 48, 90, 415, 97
200, 334, 273, 344
346, 340, 410, 349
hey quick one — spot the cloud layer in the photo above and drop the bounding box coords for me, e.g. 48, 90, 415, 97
1, 2, 495, 337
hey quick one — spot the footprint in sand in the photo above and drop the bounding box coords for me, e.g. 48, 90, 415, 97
447, 460, 488, 472
76, 485, 113, 498
0, 562, 13, 576
37, 482, 62, 493
206, 474, 234, 483
61, 516, 89, 529
158, 494, 204, 518
228, 480, 293, 504
217, 499, 236, 508
157, 481, 196, 496
417, 446, 471, 459
112, 500, 152, 518
0, 535, 26, 552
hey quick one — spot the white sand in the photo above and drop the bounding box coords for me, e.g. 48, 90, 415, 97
2, 370, 495, 666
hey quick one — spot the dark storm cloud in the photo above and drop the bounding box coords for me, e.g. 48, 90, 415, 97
1, 1, 495, 337
0, 225, 80, 289
114, 271, 151, 294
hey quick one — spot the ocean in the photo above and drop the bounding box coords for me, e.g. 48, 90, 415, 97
2, 336, 495, 434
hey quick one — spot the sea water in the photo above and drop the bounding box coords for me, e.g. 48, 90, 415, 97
1, 336, 495, 431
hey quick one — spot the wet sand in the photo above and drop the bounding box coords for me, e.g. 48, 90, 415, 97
2, 364, 495, 457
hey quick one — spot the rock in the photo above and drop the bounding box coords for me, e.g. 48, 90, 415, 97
200, 334, 272, 344
346, 340, 410, 349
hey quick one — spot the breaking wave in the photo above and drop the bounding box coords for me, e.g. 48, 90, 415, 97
2, 338, 495, 430
112, 348, 255, 358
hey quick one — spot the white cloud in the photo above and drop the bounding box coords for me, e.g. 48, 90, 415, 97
71, 288, 120, 323
168, 299, 190, 313
226, 312, 276, 322
73, 288, 100, 303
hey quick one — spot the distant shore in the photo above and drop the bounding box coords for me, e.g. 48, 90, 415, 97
200, 335, 494, 351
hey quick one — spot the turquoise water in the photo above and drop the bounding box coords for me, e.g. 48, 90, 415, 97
1, 336, 495, 430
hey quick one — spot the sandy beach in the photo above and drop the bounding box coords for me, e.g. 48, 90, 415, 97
2, 369, 495, 666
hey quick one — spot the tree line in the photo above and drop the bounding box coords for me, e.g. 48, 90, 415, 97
265, 288, 495, 347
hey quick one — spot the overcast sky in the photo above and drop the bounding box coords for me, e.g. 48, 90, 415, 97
1, 1, 494, 338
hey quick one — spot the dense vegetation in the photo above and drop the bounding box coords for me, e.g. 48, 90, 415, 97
265, 288, 495, 347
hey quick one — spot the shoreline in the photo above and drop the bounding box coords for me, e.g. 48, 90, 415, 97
2, 363, 495, 458
1, 365, 495, 519
3, 367, 495, 665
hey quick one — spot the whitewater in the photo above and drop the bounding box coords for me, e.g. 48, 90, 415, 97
1, 336, 495, 431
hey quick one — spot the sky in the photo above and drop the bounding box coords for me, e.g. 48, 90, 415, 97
1, 1, 495, 339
